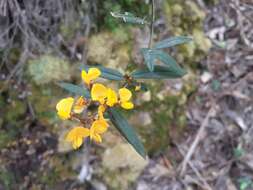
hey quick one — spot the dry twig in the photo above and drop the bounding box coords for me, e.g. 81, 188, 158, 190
180, 106, 216, 176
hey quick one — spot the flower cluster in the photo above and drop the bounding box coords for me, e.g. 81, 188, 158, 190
56, 68, 134, 149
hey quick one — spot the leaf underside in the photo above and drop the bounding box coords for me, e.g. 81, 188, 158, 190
154, 36, 192, 49
107, 107, 146, 159
57, 82, 90, 98
131, 65, 186, 79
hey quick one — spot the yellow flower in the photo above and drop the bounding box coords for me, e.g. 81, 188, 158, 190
66, 127, 90, 149
56, 97, 74, 120
98, 104, 106, 120
73, 97, 86, 114
135, 84, 141, 91
90, 119, 109, 143
106, 88, 118, 107
91, 83, 107, 104
81, 68, 101, 85
119, 88, 134, 109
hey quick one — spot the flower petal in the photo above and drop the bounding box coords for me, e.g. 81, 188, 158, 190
73, 97, 86, 114
73, 137, 83, 149
121, 101, 134, 110
91, 120, 108, 134
98, 105, 106, 120
135, 85, 141, 91
81, 70, 90, 85
91, 83, 107, 104
66, 127, 90, 142
119, 88, 132, 102
91, 133, 102, 143
56, 97, 74, 120
106, 88, 118, 107
87, 68, 101, 81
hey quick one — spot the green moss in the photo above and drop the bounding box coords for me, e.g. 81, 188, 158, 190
0, 169, 15, 190
39, 168, 60, 188
134, 72, 197, 154
60, 21, 81, 41
5, 100, 26, 124
27, 85, 60, 125
0, 131, 16, 149
38, 155, 76, 188
28, 55, 71, 85
163, 0, 212, 67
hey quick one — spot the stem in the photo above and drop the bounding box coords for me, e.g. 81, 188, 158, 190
148, 0, 155, 48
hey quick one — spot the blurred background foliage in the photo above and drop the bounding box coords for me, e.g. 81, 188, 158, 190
0, 0, 222, 189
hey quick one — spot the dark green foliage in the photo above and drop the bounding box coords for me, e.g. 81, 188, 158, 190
111, 12, 148, 25
131, 65, 186, 79
141, 48, 187, 73
108, 108, 146, 158
57, 82, 90, 98
98, 0, 149, 30
154, 36, 192, 49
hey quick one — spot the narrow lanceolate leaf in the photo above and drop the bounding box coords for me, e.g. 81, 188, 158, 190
141, 49, 185, 75
107, 108, 146, 158
110, 12, 148, 25
154, 36, 192, 49
131, 65, 186, 79
81, 65, 124, 81
58, 82, 90, 98
141, 48, 155, 72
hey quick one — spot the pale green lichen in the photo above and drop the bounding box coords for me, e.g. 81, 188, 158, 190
28, 55, 71, 85
163, 0, 212, 64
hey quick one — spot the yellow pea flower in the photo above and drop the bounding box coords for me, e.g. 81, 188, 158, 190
81, 68, 101, 85
90, 119, 109, 143
73, 97, 86, 114
91, 83, 107, 104
56, 97, 74, 120
119, 88, 134, 109
106, 88, 118, 107
98, 104, 106, 120
135, 84, 141, 91
66, 127, 90, 149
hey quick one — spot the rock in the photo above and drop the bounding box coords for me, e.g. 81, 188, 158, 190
129, 112, 152, 127
102, 143, 148, 190
140, 91, 151, 102
201, 71, 213, 83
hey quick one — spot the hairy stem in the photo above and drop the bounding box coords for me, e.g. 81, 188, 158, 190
148, 0, 155, 48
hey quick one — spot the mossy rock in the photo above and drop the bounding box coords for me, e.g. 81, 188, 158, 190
87, 30, 131, 70
133, 72, 197, 154
163, 0, 212, 66
28, 55, 71, 85
101, 143, 148, 190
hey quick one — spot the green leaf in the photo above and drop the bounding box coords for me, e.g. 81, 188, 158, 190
81, 65, 124, 81
154, 36, 192, 49
238, 178, 253, 190
107, 108, 146, 158
57, 82, 90, 98
110, 12, 148, 25
141, 49, 184, 74
131, 65, 186, 79
141, 48, 155, 72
